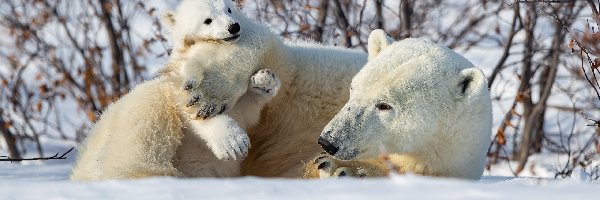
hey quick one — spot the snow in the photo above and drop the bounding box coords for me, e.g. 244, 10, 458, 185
3, 136, 598, 199
1, 145, 599, 200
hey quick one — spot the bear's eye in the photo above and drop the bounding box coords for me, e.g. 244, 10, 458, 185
375, 103, 392, 111
204, 18, 212, 25
228, 8, 232, 13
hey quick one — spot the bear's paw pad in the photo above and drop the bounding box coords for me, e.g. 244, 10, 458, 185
250, 69, 280, 95
313, 153, 367, 178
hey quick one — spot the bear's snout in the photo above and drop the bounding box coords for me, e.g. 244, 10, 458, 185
228, 23, 240, 34
318, 136, 339, 155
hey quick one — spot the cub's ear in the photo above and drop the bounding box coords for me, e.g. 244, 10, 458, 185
453, 67, 488, 100
161, 11, 176, 31
368, 29, 394, 61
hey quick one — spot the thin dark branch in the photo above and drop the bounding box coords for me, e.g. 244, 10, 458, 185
0, 147, 74, 162
488, 2, 521, 87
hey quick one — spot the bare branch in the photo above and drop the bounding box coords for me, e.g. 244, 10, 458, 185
0, 147, 74, 162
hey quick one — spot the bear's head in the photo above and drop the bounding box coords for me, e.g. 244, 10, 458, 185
161, 0, 241, 46
318, 30, 492, 160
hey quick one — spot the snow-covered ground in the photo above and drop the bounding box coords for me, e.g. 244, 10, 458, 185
1, 160, 599, 200
1, 139, 598, 200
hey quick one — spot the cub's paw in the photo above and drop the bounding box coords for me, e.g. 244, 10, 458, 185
190, 115, 250, 161
249, 69, 280, 95
183, 84, 233, 120
207, 124, 249, 161
312, 153, 368, 178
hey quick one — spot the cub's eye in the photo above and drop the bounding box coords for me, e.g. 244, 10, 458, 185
228, 8, 232, 13
204, 18, 212, 25
375, 103, 392, 111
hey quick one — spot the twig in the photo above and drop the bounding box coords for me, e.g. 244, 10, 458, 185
580, 111, 600, 127
0, 147, 74, 162
488, 2, 521, 87
550, 9, 600, 100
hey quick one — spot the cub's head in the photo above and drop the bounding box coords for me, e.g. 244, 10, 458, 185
161, 0, 241, 47
318, 30, 491, 160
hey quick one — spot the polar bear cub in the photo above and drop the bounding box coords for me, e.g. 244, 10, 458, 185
71, 69, 280, 180
70, 0, 282, 180
307, 30, 492, 180
159, 0, 280, 120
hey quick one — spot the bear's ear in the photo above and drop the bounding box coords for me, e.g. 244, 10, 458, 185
368, 29, 394, 61
453, 67, 488, 100
161, 11, 176, 31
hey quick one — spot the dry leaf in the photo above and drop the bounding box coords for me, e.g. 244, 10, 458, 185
496, 129, 506, 145
568, 39, 574, 49
86, 109, 97, 122
36, 102, 42, 112
3, 121, 12, 129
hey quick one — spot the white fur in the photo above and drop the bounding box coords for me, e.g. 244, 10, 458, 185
189, 115, 249, 160
160, 0, 368, 177
319, 31, 493, 179
74, 0, 368, 180
162, 0, 239, 46
70, 68, 280, 180
160, 0, 287, 121
367, 29, 394, 61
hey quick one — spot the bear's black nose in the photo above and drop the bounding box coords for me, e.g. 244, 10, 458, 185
318, 137, 339, 155
228, 23, 240, 34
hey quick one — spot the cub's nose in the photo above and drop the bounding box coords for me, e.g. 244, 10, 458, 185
318, 136, 339, 155
228, 23, 240, 34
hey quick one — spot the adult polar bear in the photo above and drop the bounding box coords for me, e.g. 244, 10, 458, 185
161, 0, 367, 177
307, 30, 492, 179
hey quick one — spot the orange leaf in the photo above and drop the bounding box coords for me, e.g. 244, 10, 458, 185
35, 102, 42, 112
38, 85, 47, 94
86, 110, 97, 122
35, 73, 42, 81
3, 121, 12, 129
300, 23, 310, 32
496, 129, 506, 145
568, 39, 574, 49
515, 93, 523, 102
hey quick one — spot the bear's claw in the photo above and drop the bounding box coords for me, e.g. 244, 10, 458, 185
186, 95, 201, 107
197, 104, 217, 119
183, 79, 197, 91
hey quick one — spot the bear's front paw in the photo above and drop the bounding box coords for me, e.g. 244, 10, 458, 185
207, 127, 250, 161
312, 153, 367, 178
190, 115, 250, 161
249, 69, 280, 95
184, 87, 232, 120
